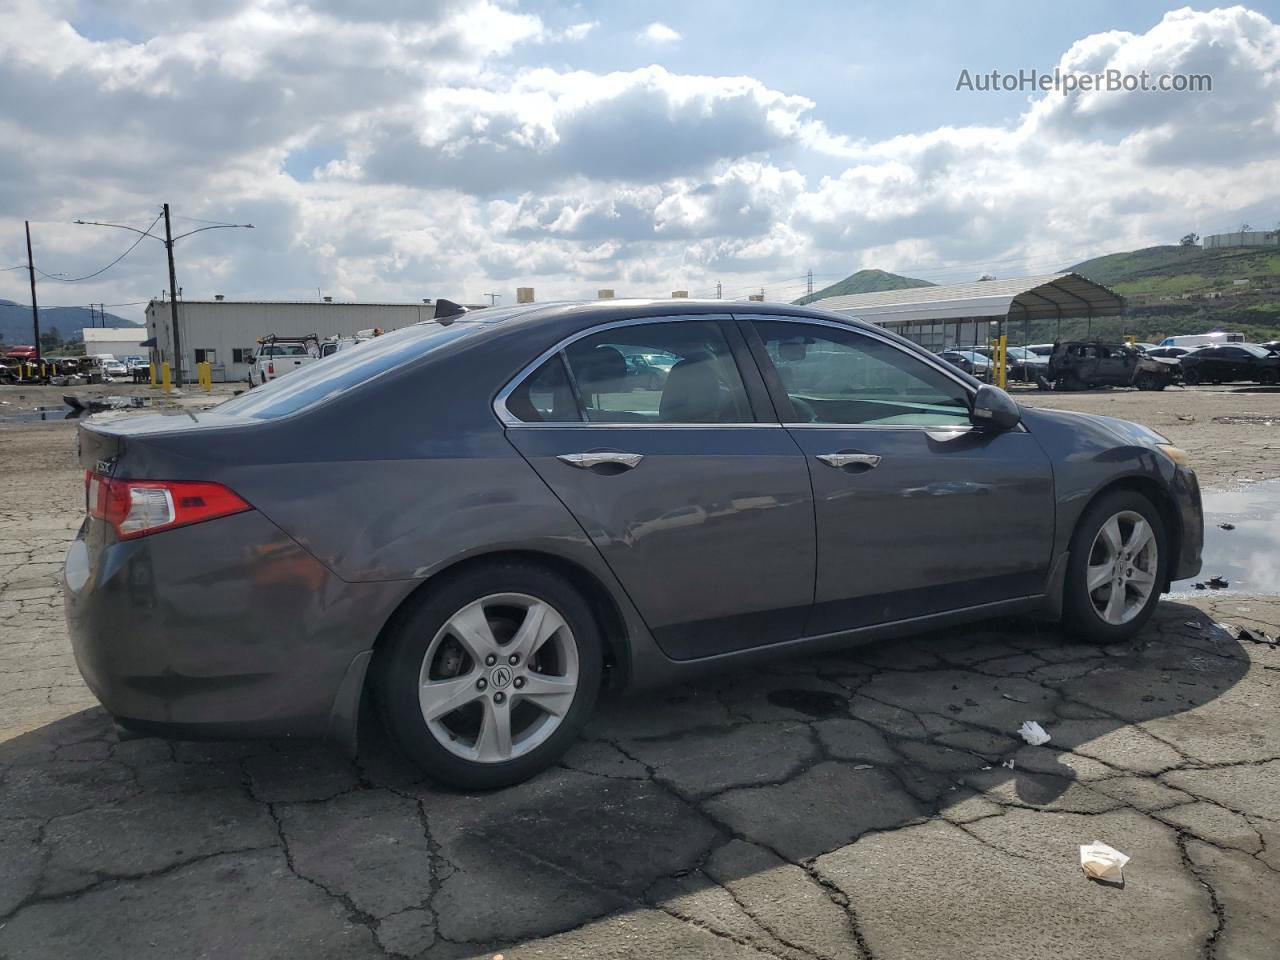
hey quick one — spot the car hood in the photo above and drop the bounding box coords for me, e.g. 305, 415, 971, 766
1020, 405, 1170, 447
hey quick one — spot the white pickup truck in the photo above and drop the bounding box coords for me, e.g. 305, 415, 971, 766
247, 335, 320, 387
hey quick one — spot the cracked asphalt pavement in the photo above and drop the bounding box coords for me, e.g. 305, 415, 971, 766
2, 390, 1280, 959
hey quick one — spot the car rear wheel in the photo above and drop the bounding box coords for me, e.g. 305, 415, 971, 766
1182, 369, 1201, 386
1260, 370, 1277, 386
1062, 491, 1166, 644
374, 563, 603, 789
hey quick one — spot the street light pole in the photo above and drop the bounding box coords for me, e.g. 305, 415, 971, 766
24, 221, 41, 364
162, 204, 184, 385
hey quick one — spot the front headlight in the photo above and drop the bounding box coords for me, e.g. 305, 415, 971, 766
1157, 443, 1192, 467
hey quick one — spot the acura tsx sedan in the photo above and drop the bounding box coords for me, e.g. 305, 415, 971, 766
64, 299, 1202, 788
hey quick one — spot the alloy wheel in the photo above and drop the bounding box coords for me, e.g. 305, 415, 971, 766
1086, 510, 1159, 625
417, 593, 579, 763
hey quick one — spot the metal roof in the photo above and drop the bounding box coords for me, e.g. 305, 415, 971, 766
812, 272, 1124, 326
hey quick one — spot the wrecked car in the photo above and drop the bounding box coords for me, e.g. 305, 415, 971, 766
1044, 340, 1176, 391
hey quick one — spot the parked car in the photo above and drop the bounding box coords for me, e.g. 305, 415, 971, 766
65, 299, 1203, 788
1005, 346, 1050, 381
937, 349, 990, 377
1027, 343, 1055, 356
1046, 340, 1174, 391
1179, 343, 1280, 385
102, 360, 128, 379
1146, 346, 1194, 361
1260, 340, 1280, 354
248, 335, 320, 386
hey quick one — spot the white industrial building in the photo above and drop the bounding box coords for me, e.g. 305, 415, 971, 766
82, 327, 149, 360
143, 297, 482, 382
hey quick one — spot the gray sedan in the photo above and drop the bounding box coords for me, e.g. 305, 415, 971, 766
64, 300, 1203, 788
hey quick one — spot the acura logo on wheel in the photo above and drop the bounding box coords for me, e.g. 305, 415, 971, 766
490, 665, 513, 689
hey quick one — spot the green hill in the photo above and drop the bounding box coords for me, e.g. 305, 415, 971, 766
1063, 243, 1280, 343
795, 269, 934, 305
0, 300, 136, 348
1068, 244, 1280, 299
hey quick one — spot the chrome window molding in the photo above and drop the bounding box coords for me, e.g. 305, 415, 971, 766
493, 310, 1010, 432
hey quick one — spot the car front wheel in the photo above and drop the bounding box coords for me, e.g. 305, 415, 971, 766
1062, 491, 1166, 643
374, 563, 602, 789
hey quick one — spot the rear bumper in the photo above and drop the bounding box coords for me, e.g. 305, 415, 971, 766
1170, 465, 1203, 582
63, 510, 408, 744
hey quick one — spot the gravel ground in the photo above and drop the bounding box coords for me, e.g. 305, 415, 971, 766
1, 384, 1278, 959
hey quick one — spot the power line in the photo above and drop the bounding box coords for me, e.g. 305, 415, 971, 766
37, 212, 164, 283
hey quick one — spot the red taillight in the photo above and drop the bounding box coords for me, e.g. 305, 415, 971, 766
86, 473, 251, 539
267, 362, 275, 375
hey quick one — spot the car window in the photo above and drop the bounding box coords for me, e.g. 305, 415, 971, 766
753, 321, 971, 427
218, 322, 483, 419
506, 355, 582, 423
561, 321, 753, 424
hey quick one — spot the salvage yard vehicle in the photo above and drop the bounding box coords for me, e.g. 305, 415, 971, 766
65, 299, 1203, 788
1046, 340, 1175, 391
1005, 345, 1049, 381
248, 334, 319, 386
1158, 331, 1244, 349
937, 349, 990, 377
1179, 343, 1280, 385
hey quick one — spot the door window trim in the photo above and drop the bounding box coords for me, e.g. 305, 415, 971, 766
493, 314, 776, 428
739, 314, 992, 431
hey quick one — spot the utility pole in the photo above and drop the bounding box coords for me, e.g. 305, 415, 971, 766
806, 269, 813, 296
484, 293, 500, 305
75, 206, 253, 385
162, 204, 184, 385
24, 221, 41, 363
715, 281, 722, 299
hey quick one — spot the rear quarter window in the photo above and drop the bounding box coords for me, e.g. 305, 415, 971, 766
217, 323, 482, 419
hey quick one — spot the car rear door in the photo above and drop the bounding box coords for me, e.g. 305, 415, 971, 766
743, 317, 1055, 636
501, 316, 816, 660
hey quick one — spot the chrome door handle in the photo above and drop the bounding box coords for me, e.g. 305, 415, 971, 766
557, 452, 644, 470
816, 453, 881, 469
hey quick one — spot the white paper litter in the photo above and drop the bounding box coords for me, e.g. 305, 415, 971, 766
1080, 841, 1130, 883
1001, 759, 1015, 770
1018, 720, 1051, 746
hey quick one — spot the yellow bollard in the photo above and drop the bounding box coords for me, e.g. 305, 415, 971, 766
199, 362, 212, 391
998, 335, 1007, 389
149, 363, 157, 387
161, 362, 172, 392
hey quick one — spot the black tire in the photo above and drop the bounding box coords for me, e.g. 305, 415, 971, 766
1260, 370, 1277, 386
1134, 373, 1153, 391
1182, 368, 1201, 386
373, 562, 603, 789
1061, 490, 1167, 644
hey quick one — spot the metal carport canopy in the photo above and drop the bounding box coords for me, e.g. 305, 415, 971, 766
811, 272, 1124, 326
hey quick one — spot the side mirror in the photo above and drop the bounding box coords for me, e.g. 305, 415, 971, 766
970, 384, 1021, 431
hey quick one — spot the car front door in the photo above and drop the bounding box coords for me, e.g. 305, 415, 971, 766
744, 317, 1056, 636
501, 317, 816, 660
1218, 347, 1249, 381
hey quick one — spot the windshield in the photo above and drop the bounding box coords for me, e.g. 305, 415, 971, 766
217, 322, 484, 419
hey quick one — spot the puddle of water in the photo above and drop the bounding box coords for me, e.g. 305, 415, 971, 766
766, 688, 848, 718
0, 405, 82, 423
1171, 479, 1280, 596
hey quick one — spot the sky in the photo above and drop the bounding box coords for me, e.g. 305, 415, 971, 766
1, 0, 1278, 322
